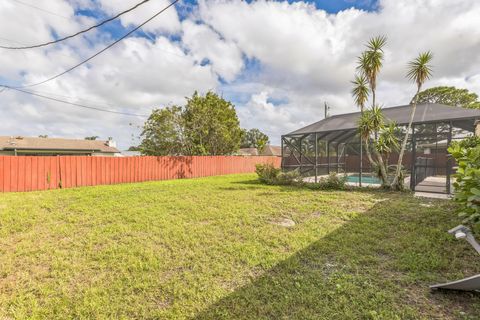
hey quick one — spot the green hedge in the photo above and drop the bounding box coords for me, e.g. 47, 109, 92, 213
448, 136, 480, 228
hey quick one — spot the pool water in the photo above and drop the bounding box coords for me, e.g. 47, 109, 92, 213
346, 174, 382, 184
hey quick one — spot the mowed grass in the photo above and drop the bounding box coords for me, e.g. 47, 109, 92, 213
0, 174, 479, 319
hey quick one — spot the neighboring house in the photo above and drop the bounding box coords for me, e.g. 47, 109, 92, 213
0, 136, 120, 156
238, 147, 259, 156
262, 145, 282, 156
238, 145, 281, 156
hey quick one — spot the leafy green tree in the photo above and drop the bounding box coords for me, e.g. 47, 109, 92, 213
412, 86, 480, 109
241, 128, 270, 151
391, 51, 433, 190
140, 92, 243, 156
84, 136, 99, 140
183, 92, 243, 155
140, 106, 186, 156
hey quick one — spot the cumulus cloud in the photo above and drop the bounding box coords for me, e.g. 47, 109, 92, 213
98, 0, 182, 34
181, 20, 243, 81
0, 0, 480, 148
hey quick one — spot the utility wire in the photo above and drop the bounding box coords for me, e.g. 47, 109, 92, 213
4, 0, 179, 89
1, 0, 152, 50
8, 0, 70, 20
10, 87, 123, 109
2, 86, 149, 117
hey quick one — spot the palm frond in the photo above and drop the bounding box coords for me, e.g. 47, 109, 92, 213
366, 35, 387, 52
406, 51, 433, 87
351, 74, 369, 110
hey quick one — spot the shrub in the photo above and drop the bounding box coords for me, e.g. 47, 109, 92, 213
448, 136, 480, 228
307, 173, 348, 190
255, 164, 347, 190
275, 170, 303, 186
255, 163, 303, 186
454, 135, 480, 149
255, 163, 280, 184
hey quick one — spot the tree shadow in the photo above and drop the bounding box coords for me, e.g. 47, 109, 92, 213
155, 156, 193, 179
193, 196, 480, 319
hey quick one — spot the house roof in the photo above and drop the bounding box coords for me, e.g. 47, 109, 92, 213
238, 145, 281, 156
238, 147, 259, 156
287, 103, 480, 136
262, 145, 282, 156
0, 136, 120, 153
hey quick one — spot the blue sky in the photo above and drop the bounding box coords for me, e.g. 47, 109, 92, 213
298, 0, 378, 12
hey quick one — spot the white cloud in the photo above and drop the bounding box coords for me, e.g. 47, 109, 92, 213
181, 20, 243, 81
1, 0, 480, 149
98, 0, 181, 34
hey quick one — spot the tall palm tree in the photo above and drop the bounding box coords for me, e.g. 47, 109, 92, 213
352, 74, 376, 166
391, 51, 433, 190
355, 36, 388, 185
357, 35, 387, 108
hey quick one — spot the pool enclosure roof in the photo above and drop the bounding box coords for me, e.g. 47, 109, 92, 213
286, 103, 480, 136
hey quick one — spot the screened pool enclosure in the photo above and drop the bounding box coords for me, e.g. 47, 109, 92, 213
281, 104, 480, 194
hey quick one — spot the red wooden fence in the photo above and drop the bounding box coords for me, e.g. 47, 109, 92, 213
0, 156, 280, 192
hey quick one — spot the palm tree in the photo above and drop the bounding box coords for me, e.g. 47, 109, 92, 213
351, 74, 369, 113
391, 51, 433, 190
357, 106, 389, 185
355, 36, 388, 185
357, 35, 387, 108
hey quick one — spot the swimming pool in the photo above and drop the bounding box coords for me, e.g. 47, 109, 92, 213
346, 174, 382, 185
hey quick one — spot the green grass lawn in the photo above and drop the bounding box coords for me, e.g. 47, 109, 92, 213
0, 174, 479, 319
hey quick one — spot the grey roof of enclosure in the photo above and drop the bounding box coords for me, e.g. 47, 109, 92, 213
286, 103, 480, 136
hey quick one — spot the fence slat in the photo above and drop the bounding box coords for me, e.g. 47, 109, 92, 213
0, 157, 5, 192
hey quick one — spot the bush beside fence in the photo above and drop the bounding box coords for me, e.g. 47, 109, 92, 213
0, 156, 280, 192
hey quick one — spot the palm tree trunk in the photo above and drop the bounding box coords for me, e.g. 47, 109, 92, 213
391, 86, 421, 190
373, 147, 389, 185
363, 138, 375, 165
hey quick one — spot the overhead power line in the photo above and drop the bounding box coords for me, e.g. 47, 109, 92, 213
2, 85, 149, 117
1, 0, 152, 50
4, 0, 179, 89
8, 0, 70, 20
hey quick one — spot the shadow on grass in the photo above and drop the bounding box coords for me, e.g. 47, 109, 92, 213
193, 195, 480, 319
230, 179, 264, 185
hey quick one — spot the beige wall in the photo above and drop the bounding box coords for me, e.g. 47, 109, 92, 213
92, 152, 117, 157
475, 120, 480, 137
